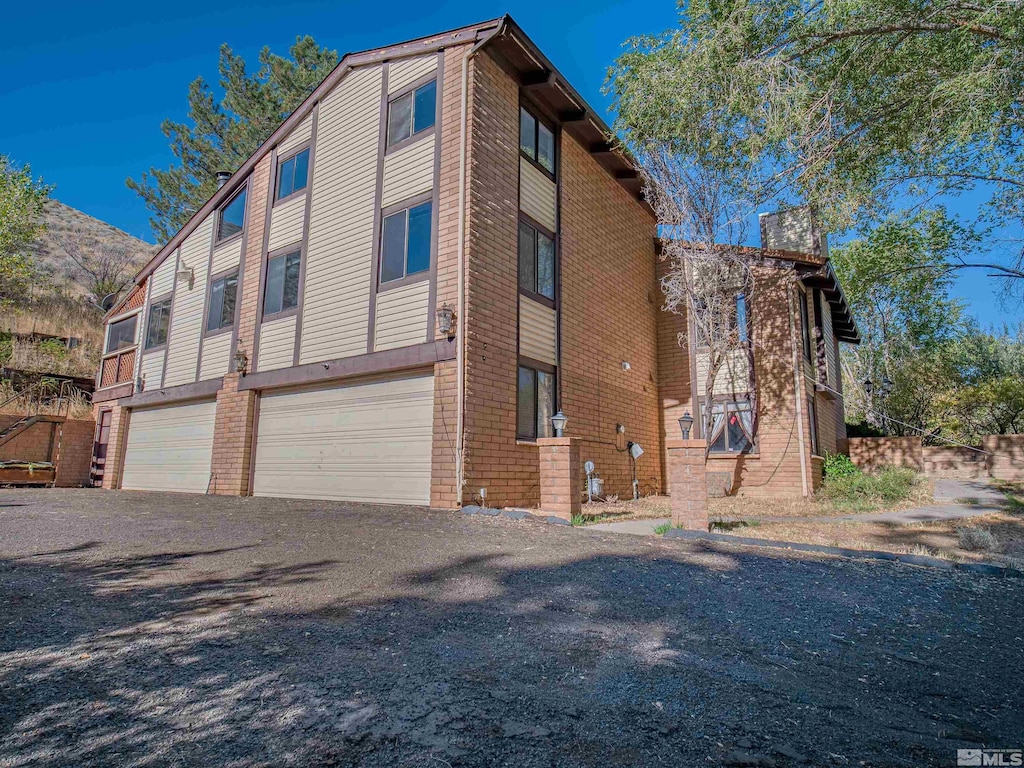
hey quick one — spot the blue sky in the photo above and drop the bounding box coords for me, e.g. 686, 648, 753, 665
2, 0, 1019, 326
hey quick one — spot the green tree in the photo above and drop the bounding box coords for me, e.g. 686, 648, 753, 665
609, 0, 1024, 290
0, 156, 50, 307
128, 36, 338, 241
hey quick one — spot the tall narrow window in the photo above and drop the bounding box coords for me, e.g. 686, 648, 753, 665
807, 396, 819, 455
517, 364, 556, 441
206, 272, 238, 333
518, 219, 555, 301
519, 107, 555, 174
799, 290, 813, 361
144, 298, 171, 349
264, 251, 301, 317
217, 187, 247, 241
380, 201, 432, 284
387, 80, 436, 148
735, 294, 749, 342
276, 148, 310, 201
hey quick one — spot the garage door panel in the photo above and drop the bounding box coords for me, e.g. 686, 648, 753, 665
253, 373, 433, 505
121, 400, 216, 493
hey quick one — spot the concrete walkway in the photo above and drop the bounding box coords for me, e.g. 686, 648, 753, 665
586, 479, 1010, 536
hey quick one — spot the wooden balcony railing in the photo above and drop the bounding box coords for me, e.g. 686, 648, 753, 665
99, 347, 136, 389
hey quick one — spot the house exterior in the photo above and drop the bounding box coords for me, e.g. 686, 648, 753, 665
92, 16, 858, 509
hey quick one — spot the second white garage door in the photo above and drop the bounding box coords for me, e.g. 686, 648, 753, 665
252, 372, 434, 505
121, 400, 217, 493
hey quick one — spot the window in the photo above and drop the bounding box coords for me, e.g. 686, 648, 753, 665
807, 396, 820, 455
276, 148, 310, 201
105, 315, 137, 353
217, 187, 247, 241
387, 80, 436, 148
206, 272, 238, 333
799, 290, 812, 361
695, 294, 749, 346
380, 202, 432, 284
517, 364, 556, 441
144, 298, 171, 349
700, 400, 754, 454
519, 107, 555, 174
517, 220, 555, 301
735, 294, 749, 342
264, 251, 301, 316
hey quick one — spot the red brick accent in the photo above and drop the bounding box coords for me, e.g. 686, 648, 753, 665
667, 438, 708, 530
235, 154, 273, 363
210, 372, 257, 495
53, 419, 97, 487
537, 437, 582, 519
99, 404, 129, 490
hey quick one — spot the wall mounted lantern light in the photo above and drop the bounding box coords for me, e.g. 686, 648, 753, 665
436, 303, 456, 339
234, 348, 248, 376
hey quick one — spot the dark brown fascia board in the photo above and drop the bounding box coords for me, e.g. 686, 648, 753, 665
93, 381, 134, 403
126, 17, 504, 297
239, 339, 455, 392
118, 377, 224, 408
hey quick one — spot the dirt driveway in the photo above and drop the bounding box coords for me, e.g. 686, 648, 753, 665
1, 490, 1022, 767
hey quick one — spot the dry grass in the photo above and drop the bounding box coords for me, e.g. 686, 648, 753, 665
710, 478, 933, 520
0, 379, 93, 420
575, 495, 671, 524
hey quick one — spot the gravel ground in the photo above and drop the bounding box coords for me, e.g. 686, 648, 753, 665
1, 489, 1022, 767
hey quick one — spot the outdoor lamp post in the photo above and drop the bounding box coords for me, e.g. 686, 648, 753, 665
550, 411, 568, 437
678, 411, 694, 440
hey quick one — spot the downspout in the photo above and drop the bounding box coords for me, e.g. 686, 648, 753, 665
787, 280, 811, 496
455, 19, 507, 505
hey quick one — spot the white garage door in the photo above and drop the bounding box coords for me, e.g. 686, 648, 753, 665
253, 372, 434, 505
121, 400, 217, 493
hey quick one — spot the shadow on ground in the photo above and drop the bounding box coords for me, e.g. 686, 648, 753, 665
1, 495, 1023, 767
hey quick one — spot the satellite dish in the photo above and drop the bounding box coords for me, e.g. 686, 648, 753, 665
100, 293, 118, 312
584, 461, 595, 475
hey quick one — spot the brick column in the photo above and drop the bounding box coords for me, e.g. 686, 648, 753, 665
537, 437, 582, 520
100, 404, 129, 490
667, 438, 708, 531
209, 372, 257, 495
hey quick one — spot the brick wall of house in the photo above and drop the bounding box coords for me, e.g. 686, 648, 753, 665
210, 373, 257, 495
98, 404, 129, 490
655, 256, 693, 473
559, 132, 662, 499
53, 419, 97, 487
234, 154, 273, 365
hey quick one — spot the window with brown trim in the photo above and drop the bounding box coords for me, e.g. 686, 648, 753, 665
144, 298, 171, 349
519, 106, 555, 174
517, 362, 556, 441
518, 218, 555, 302
105, 316, 137, 353
216, 187, 247, 241
276, 148, 310, 201
380, 201, 432, 285
264, 251, 300, 317
807, 395, 820, 455
799, 289, 813, 362
699, 400, 754, 454
387, 80, 436, 149
206, 272, 238, 333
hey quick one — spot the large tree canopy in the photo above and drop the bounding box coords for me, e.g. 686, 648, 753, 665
128, 36, 338, 241
609, 0, 1024, 287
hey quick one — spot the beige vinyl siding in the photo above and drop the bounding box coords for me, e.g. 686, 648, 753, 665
199, 331, 232, 380
150, 251, 177, 298
374, 281, 430, 351
267, 194, 306, 252
163, 218, 213, 387
139, 350, 165, 390
252, 372, 435, 505
821, 296, 837, 388
278, 112, 313, 156
299, 65, 383, 364
257, 314, 297, 371
388, 55, 437, 94
381, 134, 434, 208
121, 400, 216, 493
695, 350, 751, 397
519, 157, 557, 232
519, 296, 557, 366
210, 237, 243, 275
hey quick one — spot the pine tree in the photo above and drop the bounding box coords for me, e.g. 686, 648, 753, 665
128, 36, 338, 242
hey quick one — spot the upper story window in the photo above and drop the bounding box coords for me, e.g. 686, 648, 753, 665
695, 294, 749, 347
701, 400, 754, 454
264, 250, 301, 317
387, 80, 437, 149
518, 219, 555, 302
519, 107, 555, 174
144, 298, 171, 349
216, 186, 247, 242
105, 315, 137, 353
206, 272, 238, 333
380, 201, 431, 285
799, 289, 813, 361
276, 148, 310, 201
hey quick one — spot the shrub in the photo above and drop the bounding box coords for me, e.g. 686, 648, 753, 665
821, 466, 920, 506
957, 526, 1001, 553
823, 452, 859, 479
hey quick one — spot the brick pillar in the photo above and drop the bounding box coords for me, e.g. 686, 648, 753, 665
537, 437, 582, 520
101, 404, 129, 490
667, 438, 708, 531
209, 372, 257, 496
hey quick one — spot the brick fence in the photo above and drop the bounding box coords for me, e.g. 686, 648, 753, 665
847, 435, 1024, 481
0, 415, 96, 487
